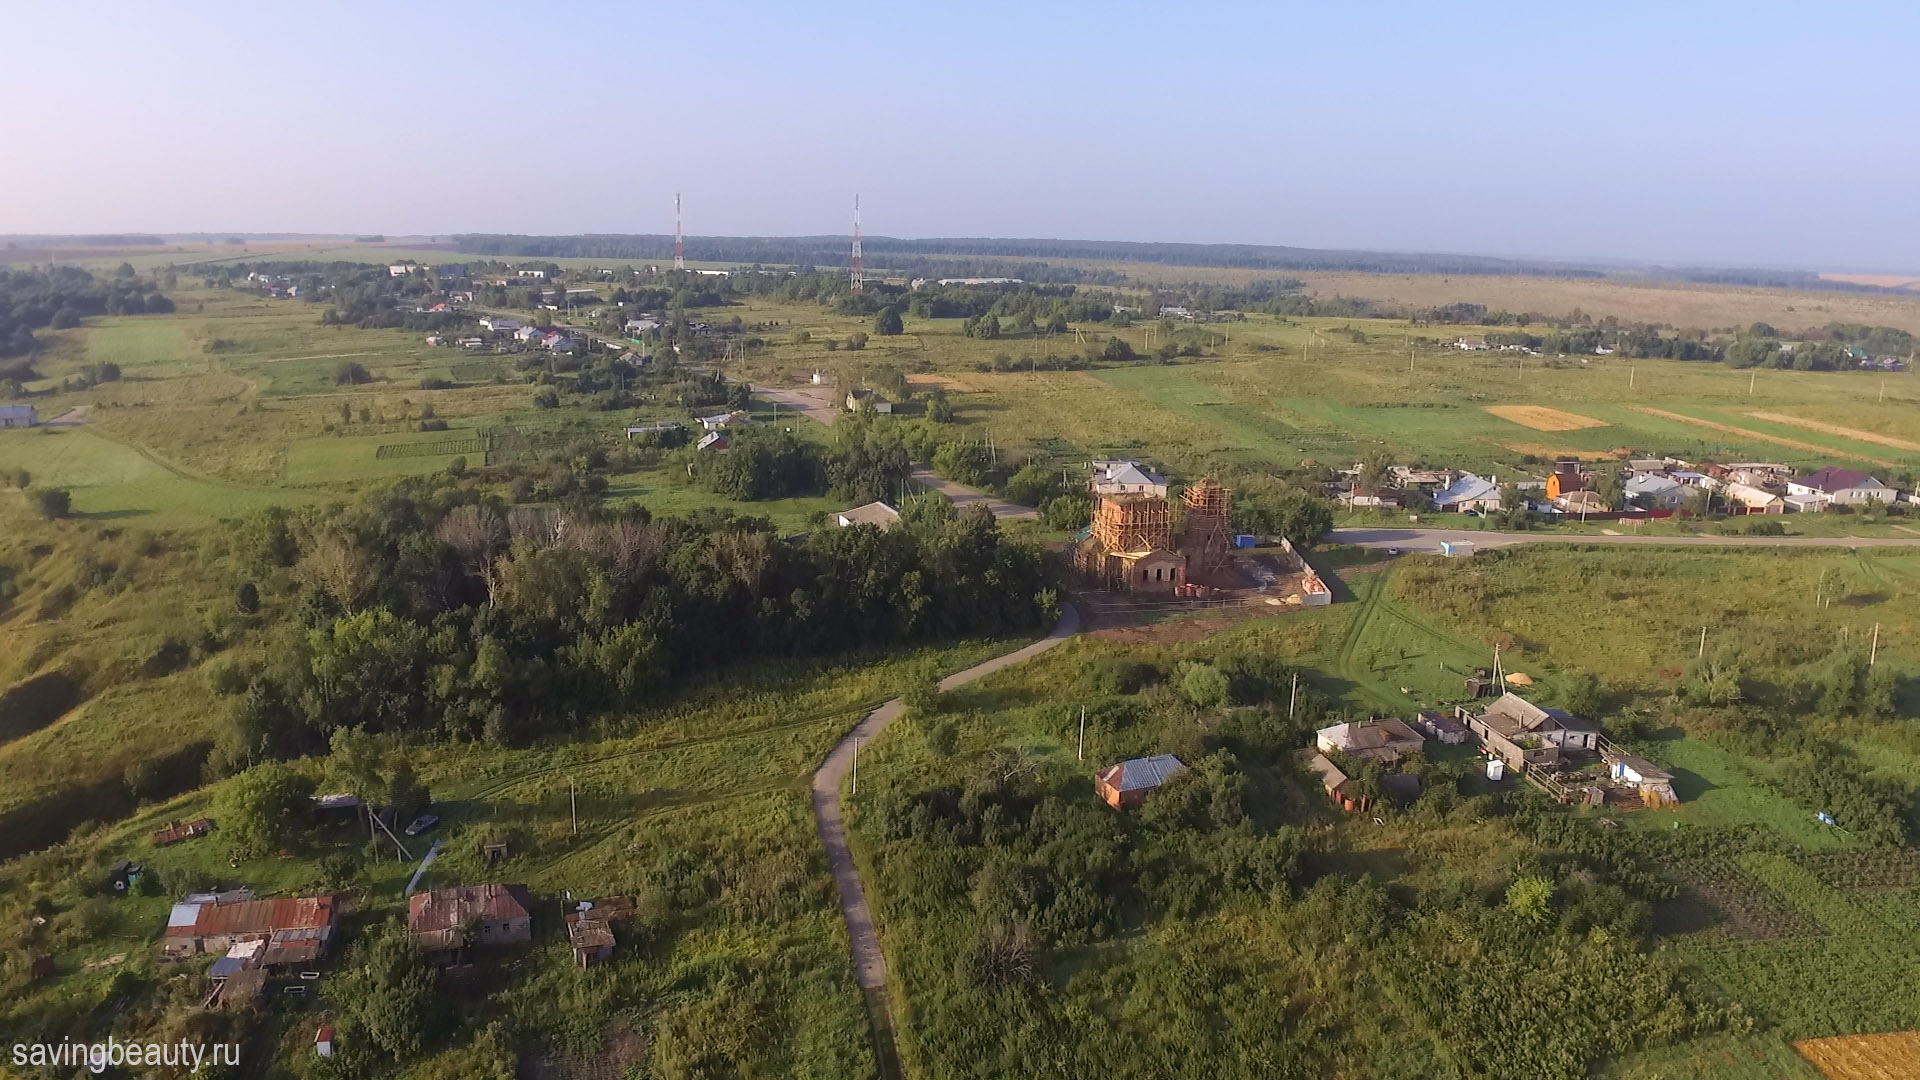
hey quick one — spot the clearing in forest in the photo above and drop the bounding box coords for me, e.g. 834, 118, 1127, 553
1794, 1031, 1920, 1080
1486, 404, 1610, 431
1746, 412, 1920, 453
1637, 408, 1901, 468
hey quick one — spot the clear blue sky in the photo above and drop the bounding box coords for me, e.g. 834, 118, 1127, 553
5, 0, 1916, 270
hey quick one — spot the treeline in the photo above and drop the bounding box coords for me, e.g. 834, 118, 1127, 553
1725, 321, 1912, 369
209, 474, 1052, 764
451, 233, 1611, 277
0, 265, 174, 359
202, 261, 475, 332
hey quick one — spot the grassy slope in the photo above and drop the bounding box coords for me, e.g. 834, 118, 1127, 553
1, 639, 1016, 1077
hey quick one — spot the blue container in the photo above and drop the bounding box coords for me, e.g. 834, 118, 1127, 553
1233, 534, 1257, 548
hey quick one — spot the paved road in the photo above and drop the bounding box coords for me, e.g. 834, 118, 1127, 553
812, 605, 1081, 993
910, 467, 1038, 521
1331, 527, 1920, 551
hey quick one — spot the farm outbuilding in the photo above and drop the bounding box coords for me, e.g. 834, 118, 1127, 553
1604, 750, 1679, 807
566, 911, 616, 968
1418, 710, 1470, 744
0, 405, 36, 428
1095, 755, 1187, 809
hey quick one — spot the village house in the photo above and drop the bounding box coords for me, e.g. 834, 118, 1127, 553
480, 317, 522, 333
408, 884, 532, 958
1389, 465, 1456, 491
0, 404, 37, 428
1625, 458, 1670, 477
160, 892, 338, 964
1555, 489, 1609, 515
1723, 482, 1784, 514
1315, 719, 1426, 764
1095, 755, 1187, 809
694, 431, 728, 452
1432, 473, 1502, 513
1788, 467, 1895, 508
698, 411, 744, 431
836, 501, 901, 530
624, 318, 661, 335
1091, 459, 1169, 498
1543, 460, 1589, 503
1625, 474, 1687, 510
1460, 692, 1600, 770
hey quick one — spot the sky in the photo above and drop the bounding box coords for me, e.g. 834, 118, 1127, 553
4, 0, 1917, 270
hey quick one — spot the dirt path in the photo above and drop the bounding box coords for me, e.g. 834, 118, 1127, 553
812, 607, 1081, 1055
909, 467, 1037, 520
1745, 411, 1920, 453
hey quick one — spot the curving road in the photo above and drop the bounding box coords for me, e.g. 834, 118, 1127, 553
1331, 527, 1920, 551
812, 606, 1081, 1045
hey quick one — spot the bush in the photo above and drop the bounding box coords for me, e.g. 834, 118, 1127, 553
447, 456, 468, 477
419, 377, 453, 390
234, 582, 260, 614
418, 418, 449, 431
334, 360, 373, 384
10, 468, 28, 490
31, 487, 71, 518
1179, 662, 1230, 708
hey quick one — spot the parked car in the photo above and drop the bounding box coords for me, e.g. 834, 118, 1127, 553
1386, 547, 1401, 556
404, 813, 440, 836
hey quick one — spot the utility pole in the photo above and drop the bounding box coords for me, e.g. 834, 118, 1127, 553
1630, 366, 1635, 389
1289, 672, 1298, 719
1077, 706, 1086, 761
1750, 370, 1756, 395
852, 737, 859, 796
570, 778, 578, 835
1698, 626, 1708, 659
1870, 623, 1880, 666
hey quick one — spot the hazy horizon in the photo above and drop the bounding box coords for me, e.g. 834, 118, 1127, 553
6, 1, 1917, 272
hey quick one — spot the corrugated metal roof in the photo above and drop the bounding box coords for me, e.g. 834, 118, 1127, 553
1100, 754, 1186, 793
407, 885, 530, 933
164, 896, 334, 938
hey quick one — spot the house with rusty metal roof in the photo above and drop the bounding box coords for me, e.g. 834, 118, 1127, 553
408, 884, 532, 955
160, 893, 337, 962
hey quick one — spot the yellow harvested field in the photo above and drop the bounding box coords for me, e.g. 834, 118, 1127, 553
1637, 408, 1902, 468
1820, 272, 1920, 292
1747, 411, 1920, 453
1486, 405, 1610, 432
1795, 1031, 1920, 1080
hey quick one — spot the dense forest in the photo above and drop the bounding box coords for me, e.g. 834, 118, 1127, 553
206, 474, 1053, 769
0, 265, 174, 360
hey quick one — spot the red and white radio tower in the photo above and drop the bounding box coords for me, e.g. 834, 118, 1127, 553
850, 194, 864, 292
673, 192, 685, 271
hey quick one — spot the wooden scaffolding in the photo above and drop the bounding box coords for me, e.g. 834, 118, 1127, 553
1090, 494, 1173, 554
1180, 478, 1232, 579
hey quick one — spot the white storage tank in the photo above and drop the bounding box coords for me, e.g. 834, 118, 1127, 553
1486, 758, 1505, 781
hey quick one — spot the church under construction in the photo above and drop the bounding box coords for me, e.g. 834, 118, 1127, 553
1076, 461, 1234, 593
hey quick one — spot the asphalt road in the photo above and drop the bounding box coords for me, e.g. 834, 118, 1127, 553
812, 605, 1081, 992
1330, 527, 1920, 550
